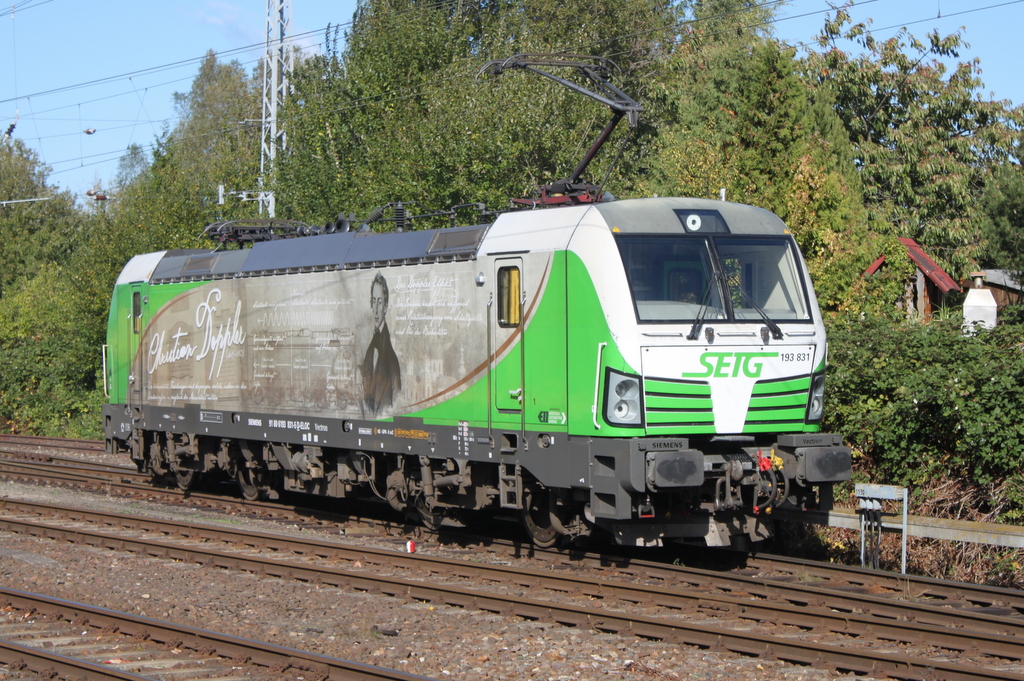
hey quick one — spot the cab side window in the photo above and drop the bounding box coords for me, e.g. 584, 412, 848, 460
132, 291, 143, 335
497, 266, 521, 327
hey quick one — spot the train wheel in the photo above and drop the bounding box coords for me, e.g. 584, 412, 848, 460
520, 484, 558, 548
236, 466, 264, 501
416, 498, 445, 532
174, 467, 199, 491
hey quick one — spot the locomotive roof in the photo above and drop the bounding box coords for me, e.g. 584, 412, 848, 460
119, 198, 792, 285
141, 223, 491, 284
592, 197, 790, 235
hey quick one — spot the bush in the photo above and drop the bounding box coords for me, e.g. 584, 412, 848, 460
0, 265, 105, 438
824, 313, 1024, 516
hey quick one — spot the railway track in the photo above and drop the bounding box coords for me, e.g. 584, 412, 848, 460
0, 458, 393, 543
4, 444, 1024, 627
8, 437, 1024, 678
0, 433, 105, 454
2, 497, 1024, 680
0, 587, 435, 680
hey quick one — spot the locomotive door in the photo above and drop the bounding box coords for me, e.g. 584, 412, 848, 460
126, 284, 145, 411
491, 258, 525, 433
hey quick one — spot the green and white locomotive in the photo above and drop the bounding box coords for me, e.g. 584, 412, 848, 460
101, 195, 850, 548
102, 55, 849, 549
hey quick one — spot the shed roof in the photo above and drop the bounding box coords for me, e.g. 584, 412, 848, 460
863, 238, 960, 293
979, 269, 1022, 291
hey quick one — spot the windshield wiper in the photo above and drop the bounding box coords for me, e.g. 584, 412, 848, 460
737, 287, 784, 340
686, 284, 714, 341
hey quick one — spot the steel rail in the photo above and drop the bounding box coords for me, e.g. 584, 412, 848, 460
17, 437, 1024, 552
0, 434, 105, 451
6, 452, 1024, 624
1, 500, 1023, 680
3, 497, 1021, 644
584, 554, 1024, 626
12, 435, 1024, 560
0, 638, 152, 680
742, 550, 1024, 610
0, 457, 149, 484
5, 457, 1024, 627
47, 456, 136, 472
0, 458, 380, 528
0, 588, 436, 681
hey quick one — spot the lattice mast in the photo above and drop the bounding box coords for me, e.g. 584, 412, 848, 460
260, 0, 293, 217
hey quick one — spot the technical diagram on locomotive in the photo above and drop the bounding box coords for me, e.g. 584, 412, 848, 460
101, 56, 851, 549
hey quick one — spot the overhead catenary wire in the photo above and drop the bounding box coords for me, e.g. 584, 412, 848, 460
25, 9, 825, 167
44, 0, 1022, 181
11, 0, 1022, 183
0, 0, 56, 19
0, 0, 978, 151
209, 0, 1021, 160
7, 0, 466, 162
0, 0, 463, 108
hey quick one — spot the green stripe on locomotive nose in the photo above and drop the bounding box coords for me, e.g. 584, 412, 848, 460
750, 376, 811, 394
744, 406, 808, 421
645, 411, 715, 424
647, 422, 718, 434
644, 395, 714, 410
748, 393, 809, 409
643, 378, 712, 396
743, 421, 814, 434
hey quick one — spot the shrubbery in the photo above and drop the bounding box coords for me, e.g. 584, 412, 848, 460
824, 312, 1024, 519
0, 264, 105, 438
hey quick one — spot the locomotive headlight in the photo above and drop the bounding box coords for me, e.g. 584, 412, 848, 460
605, 370, 643, 427
806, 373, 825, 423
614, 379, 639, 400
613, 398, 639, 420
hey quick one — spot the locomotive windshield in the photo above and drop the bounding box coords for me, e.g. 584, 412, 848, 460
616, 234, 811, 324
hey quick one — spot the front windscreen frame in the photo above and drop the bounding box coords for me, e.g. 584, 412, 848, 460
614, 233, 813, 325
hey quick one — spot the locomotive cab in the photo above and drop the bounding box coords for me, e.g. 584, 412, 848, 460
556, 197, 851, 547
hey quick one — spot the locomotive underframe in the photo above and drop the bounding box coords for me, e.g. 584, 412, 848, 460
103, 401, 847, 547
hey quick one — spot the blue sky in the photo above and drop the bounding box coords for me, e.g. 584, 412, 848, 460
2, 0, 1021, 201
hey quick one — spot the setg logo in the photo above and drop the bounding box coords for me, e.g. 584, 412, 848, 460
682, 352, 778, 379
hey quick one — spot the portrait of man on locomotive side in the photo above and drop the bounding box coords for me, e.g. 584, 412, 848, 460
361, 271, 402, 415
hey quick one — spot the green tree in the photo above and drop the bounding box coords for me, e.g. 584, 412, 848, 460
0, 139, 82, 298
0, 140, 99, 434
275, 0, 677, 223
641, 1, 874, 309
803, 8, 1024, 279
105, 51, 262, 260
113, 142, 150, 192
0, 263, 104, 436
826, 313, 1024, 498
0, 51, 268, 436
979, 159, 1024, 277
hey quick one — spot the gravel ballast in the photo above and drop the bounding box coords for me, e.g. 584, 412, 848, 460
0, 479, 876, 680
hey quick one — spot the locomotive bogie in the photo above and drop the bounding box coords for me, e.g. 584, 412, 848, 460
102, 197, 851, 548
